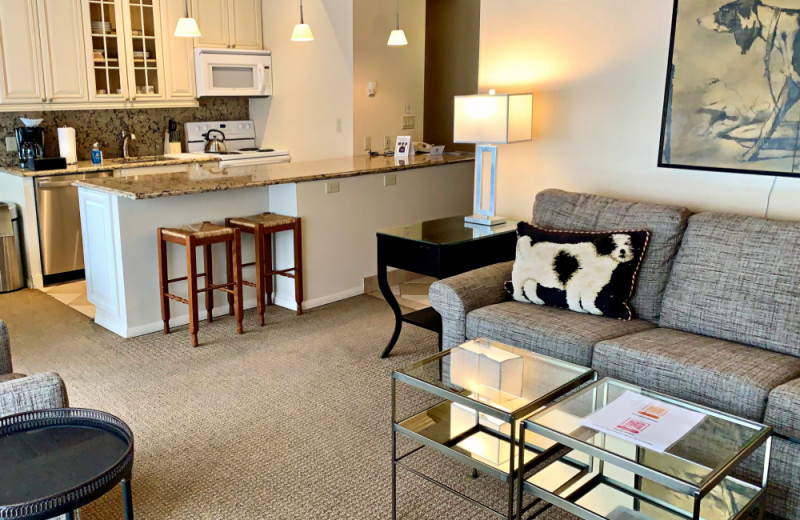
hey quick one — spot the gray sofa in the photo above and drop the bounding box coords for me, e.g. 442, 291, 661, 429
429, 189, 800, 519
0, 318, 68, 417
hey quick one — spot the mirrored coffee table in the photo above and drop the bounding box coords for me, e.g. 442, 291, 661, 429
518, 378, 772, 520
391, 338, 596, 520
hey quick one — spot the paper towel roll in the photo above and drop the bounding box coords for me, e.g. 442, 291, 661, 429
58, 127, 77, 165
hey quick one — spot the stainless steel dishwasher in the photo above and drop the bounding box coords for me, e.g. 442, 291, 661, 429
35, 171, 113, 283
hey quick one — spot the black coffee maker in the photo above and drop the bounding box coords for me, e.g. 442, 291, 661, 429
15, 126, 45, 167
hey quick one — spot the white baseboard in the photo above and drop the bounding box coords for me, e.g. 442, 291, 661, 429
273, 286, 364, 312
119, 298, 258, 338
96, 286, 365, 338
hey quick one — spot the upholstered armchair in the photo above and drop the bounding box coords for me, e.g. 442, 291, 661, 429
0, 318, 68, 417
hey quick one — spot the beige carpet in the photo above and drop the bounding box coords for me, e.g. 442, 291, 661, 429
0, 289, 578, 519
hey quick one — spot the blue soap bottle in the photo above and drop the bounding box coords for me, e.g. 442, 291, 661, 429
91, 142, 103, 164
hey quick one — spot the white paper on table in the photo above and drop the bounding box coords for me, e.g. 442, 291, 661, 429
580, 390, 705, 453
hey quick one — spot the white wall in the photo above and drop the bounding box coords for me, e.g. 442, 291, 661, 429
479, 0, 800, 222
250, 0, 354, 162
353, 0, 425, 155
295, 163, 472, 307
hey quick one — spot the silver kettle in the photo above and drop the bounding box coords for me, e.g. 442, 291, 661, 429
203, 129, 227, 153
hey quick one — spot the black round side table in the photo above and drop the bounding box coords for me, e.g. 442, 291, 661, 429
0, 408, 134, 520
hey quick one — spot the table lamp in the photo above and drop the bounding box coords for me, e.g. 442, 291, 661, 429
454, 91, 533, 226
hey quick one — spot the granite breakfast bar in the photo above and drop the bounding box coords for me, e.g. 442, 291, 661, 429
74, 154, 474, 338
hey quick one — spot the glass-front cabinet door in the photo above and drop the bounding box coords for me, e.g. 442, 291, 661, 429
84, 0, 129, 101
83, 0, 166, 102
123, 0, 165, 100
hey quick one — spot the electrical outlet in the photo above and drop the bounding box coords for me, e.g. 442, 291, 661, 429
5, 137, 17, 152
364, 136, 371, 152
384, 173, 397, 186
402, 116, 415, 130
325, 180, 340, 194
384, 136, 392, 150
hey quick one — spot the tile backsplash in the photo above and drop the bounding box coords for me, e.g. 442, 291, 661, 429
0, 98, 249, 167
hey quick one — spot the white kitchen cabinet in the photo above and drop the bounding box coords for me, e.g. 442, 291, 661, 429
161, 0, 196, 99
82, 0, 131, 102
0, 1, 46, 104
192, 0, 229, 48
38, 0, 90, 103
0, 0, 199, 110
191, 0, 261, 50
83, 0, 168, 102
229, 0, 262, 49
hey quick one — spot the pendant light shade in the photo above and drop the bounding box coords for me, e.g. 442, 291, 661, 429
387, 29, 407, 46
387, 0, 407, 46
291, 0, 314, 41
175, 0, 201, 37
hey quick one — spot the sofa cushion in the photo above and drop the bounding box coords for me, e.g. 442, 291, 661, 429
660, 213, 800, 357
765, 379, 800, 441
465, 301, 655, 366
533, 189, 691, 323
593, 327, 800, 421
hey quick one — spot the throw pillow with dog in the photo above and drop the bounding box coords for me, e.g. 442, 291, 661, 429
504, 222, 650, 320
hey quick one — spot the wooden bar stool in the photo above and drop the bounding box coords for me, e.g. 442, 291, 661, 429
157, 222, 244, 347
225, 213, 303, 326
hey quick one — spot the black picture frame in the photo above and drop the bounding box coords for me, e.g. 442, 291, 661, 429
659, 0, 800, 179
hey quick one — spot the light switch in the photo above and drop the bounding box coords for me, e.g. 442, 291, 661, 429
5, 137, 17, 152
402, 116, 415, 130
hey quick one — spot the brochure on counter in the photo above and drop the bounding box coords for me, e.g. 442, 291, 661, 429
580, 390, 705, 453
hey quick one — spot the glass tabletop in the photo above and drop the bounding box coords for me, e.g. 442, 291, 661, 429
524, 378, 771, 492
377, 216, 517, 245
395, 338, 595, 420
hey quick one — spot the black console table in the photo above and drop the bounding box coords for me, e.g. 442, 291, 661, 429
0, 408, 135, 520
377, 216, 517, 358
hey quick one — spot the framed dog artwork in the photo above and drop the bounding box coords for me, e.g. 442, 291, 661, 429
659, 0, 800, 178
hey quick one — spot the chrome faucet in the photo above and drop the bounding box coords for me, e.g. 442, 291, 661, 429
121, 128, 136, 159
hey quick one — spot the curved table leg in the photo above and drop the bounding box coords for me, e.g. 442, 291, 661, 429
379, 256, 403, 358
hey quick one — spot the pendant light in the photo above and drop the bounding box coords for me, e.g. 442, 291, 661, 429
175, 0, 201, 37
387, 0, 408, 46
291, 0, 314, 42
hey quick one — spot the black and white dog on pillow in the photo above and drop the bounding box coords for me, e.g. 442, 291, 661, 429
505, 223, 650, 320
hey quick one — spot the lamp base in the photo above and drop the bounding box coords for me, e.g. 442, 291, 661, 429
464, 214, 507, 226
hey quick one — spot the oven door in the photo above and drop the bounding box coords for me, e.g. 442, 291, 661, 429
195, 49, 272, 97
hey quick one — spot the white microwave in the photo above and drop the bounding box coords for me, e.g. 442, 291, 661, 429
195, 48, 273, 97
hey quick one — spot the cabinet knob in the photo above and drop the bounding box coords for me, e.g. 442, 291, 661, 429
47, 98, 53, 103
41, 97, 46, 102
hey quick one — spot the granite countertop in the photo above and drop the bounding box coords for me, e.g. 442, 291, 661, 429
73, 154, 475, 200
0, 154, 219, 177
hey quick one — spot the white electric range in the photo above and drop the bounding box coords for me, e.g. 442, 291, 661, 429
184, 120, 290, 167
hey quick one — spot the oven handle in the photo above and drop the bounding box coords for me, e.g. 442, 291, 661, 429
220, 156, 290, 168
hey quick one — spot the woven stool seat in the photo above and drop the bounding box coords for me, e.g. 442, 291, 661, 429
161, 222, 234, 240
228, 213, 296, 230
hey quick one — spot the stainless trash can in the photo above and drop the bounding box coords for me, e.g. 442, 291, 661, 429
0, 202, 24, 293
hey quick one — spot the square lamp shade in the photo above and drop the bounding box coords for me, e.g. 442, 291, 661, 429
453, 93, 533, 144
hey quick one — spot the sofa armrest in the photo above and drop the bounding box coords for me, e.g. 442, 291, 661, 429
429, 261, 513, 349
0, 372, 69, 418
0, 319, 11, 375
